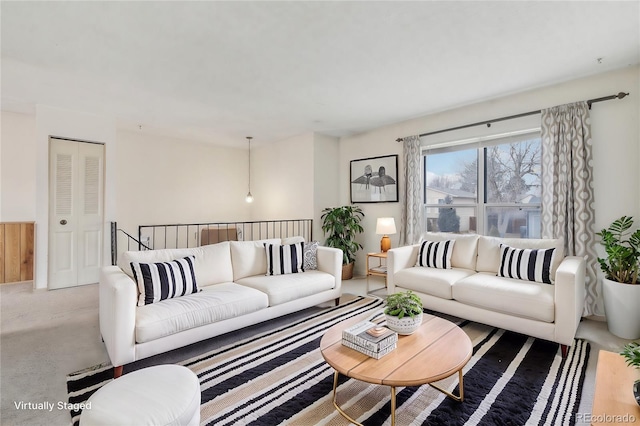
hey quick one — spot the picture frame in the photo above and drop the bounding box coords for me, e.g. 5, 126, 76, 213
350, 154, 399, 203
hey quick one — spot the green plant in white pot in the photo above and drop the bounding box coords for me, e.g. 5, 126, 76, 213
321, 206, 365, 280
597, 216, 640, 339
384, 291, 424, 335
620, 342, 640, 406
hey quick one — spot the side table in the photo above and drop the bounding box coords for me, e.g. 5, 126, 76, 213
590, 350, 640, 425
366, 252, 387, 293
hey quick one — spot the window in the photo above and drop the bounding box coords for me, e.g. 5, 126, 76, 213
423, 132, 542, 238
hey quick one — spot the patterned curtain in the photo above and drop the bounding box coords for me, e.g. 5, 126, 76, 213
541, 101, 601, 316
399, 135, 423, 246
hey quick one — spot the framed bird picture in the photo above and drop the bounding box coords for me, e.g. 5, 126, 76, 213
350, 154, 399, 203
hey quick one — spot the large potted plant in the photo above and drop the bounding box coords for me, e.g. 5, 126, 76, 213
384, 290, 424, 335
620, 342, 640, 406
321, 205, 365, 280
596, 216, 640, 339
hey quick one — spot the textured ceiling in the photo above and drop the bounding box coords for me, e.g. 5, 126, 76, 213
2, 1, 639, 146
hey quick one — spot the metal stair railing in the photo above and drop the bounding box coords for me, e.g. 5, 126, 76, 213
110, 222, 152, 266
110, 219, 313, 265
138, 219, 312, 251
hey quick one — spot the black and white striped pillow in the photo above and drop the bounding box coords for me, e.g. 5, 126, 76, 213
498, 244, 555, 284
265, 243, 304, 275
416, 240, 455, 269
131, 256, 199, 306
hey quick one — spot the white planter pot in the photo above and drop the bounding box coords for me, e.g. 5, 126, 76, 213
385, 313, 423, 335
603, 278, 640, 340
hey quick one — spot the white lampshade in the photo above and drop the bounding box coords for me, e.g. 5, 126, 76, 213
376, 217, 396, 235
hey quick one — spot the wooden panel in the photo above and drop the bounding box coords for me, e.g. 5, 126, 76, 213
0, 222, 35, 284
4, 223, 22, 283
21, 223, 34, 281
0, 225, 4, 283
200, 227, 238, 246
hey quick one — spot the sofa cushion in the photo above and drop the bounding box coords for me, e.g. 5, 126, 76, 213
416, 240, 455, 269
420, 232, 479, 270
131, 256, 199, 306
393, 267, 476, 300
230, 239, 281, 280
476, 236, 564, 281
235, 270, 335, 306
265, 242, 304, 275
498, 245, 556, 284
452, 272, 555, 323
135, 283, 269, 343
120, 242, 234, 288
282, 236, 305, 245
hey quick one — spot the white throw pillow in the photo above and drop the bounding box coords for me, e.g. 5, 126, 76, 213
230, 239, 281, 280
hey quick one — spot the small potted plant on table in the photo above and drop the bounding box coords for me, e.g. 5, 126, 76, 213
384, 290, 424, 335
620, 342, 640, 406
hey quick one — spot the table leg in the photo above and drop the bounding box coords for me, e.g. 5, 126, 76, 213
428, 369, 465, 402
366, 256, 370, 294
390, 386, 396, 426
331, 371, 364, 426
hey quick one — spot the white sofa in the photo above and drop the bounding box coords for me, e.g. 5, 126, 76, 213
100, 238, 342, 376
388, 232, 585, 355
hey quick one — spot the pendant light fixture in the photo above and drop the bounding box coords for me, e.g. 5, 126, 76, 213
245, 136, 254, 203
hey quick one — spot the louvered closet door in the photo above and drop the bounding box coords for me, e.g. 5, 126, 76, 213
49, 138, 104, 289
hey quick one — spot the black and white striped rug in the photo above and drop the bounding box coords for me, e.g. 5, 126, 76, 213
67, 296, 590, 425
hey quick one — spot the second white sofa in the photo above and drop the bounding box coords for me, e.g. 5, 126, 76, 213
388, 232, 585, 356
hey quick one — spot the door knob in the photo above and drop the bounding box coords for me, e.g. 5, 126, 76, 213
60, 219, 67, 225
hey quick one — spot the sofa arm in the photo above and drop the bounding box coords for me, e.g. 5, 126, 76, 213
387, 245, 419, 293
316, 246, 343, 292
553, 256, 586, 346
99, 266, 138, 367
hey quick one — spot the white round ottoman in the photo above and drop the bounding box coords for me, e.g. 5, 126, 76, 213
81, 365, 200, 426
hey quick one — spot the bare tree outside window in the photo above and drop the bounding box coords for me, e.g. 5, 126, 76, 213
424, 136, 542, 238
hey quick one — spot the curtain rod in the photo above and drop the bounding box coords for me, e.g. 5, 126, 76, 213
396, 92, 629, 142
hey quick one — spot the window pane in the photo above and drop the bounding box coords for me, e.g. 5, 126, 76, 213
485, 138, 541, 203
485, 207, 541, 238
425, 148, 478, 202
426, 205, 477, 234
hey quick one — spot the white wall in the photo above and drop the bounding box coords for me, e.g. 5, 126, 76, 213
252, 132, 315, 221
340, 65, 640, 275
313, 133, 340, 242
1, 111, 37, 221
115, 129, 249, 237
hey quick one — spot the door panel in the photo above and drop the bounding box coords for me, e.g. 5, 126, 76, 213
50, 139, 78, 288
77, 142, 104, 285
49, 138, 104, 289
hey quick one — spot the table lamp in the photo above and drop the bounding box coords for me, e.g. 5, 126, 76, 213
376, 217, 397, 252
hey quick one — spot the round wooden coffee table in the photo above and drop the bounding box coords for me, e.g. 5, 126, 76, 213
320, 311, 472, 426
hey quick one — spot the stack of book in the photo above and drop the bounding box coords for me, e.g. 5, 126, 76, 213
342, 321, 398, 359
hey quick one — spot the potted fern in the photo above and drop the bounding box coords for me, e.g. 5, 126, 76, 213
321, 205, 365, 280
620, 342, 640, 406
384, 291, 423, 335
597, 216, 640, 339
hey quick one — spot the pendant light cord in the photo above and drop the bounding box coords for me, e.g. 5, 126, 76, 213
247, 136, 252, 193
